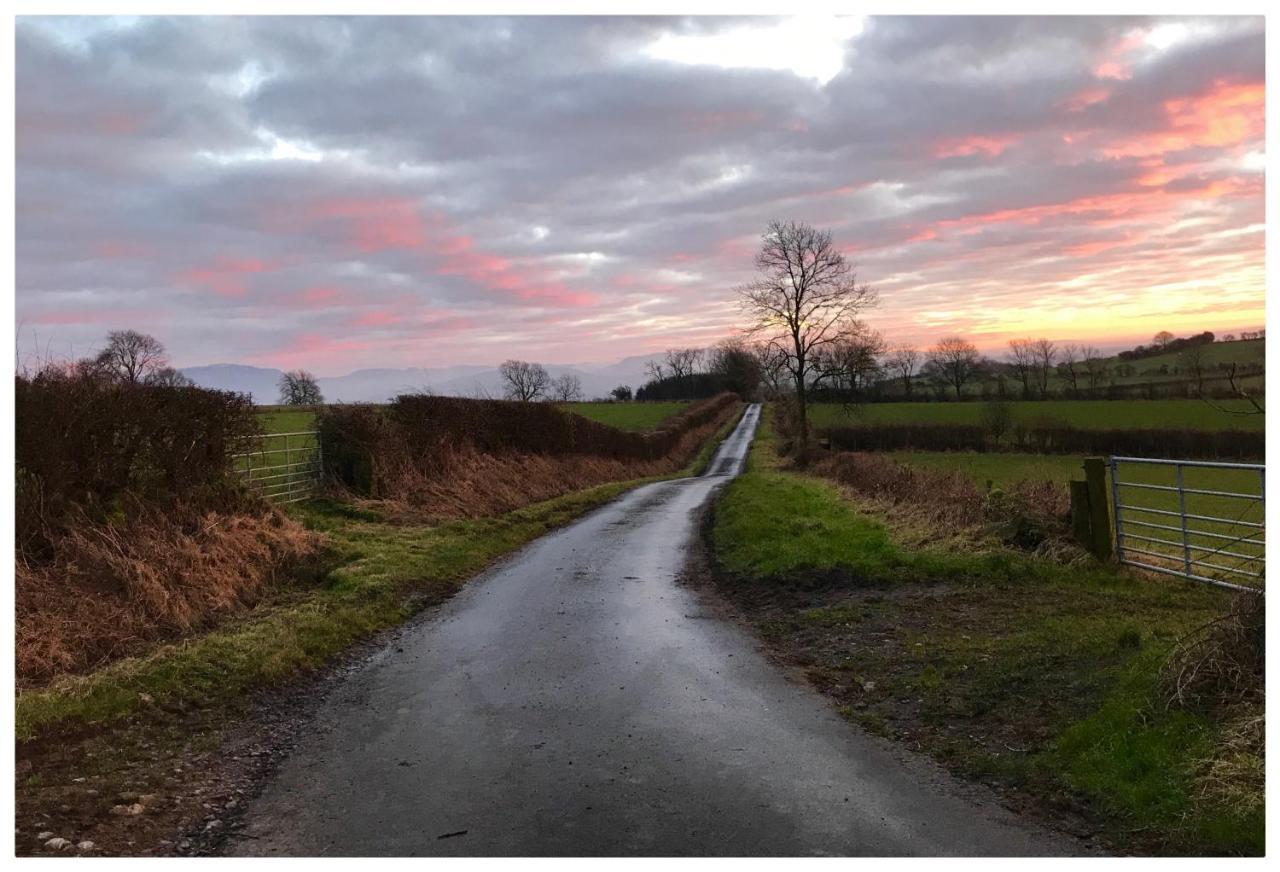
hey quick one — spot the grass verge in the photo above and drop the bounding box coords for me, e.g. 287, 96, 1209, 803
17, 404, 743, 743
708, 407, 1260, 855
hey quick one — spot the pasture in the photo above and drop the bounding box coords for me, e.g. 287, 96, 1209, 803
560, 401, 688, 431
256, 401, 688, 436
258, 406, 317, 434
810, 399, 1265, 432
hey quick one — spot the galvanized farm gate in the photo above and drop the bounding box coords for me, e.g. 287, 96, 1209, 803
233, 430, 323, 504
1109, 456, 1264, 592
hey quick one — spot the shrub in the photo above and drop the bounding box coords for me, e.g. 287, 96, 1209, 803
16, 368, 262, 555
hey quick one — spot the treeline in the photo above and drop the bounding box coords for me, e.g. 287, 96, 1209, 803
634, 341, 763, 401
1117, 330, 1217, 361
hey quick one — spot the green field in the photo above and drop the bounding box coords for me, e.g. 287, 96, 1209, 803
1113, 338, 1264, 382
563, 401, 688, 431
257, 402, 687, 435
811, 399, 1265, 431
891, 450, 1264, 588
257, 406, 318, 434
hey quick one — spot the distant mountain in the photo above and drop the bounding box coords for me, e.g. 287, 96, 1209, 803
181, 355, 656, 404
179, 364, 284, 402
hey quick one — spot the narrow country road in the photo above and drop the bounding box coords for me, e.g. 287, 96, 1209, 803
229, 405, 1080, 857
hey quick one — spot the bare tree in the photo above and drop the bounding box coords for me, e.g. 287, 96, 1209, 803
885, 345, 920, 398
708, 338, 762, 397
1153, 330, 1175, 350
664, 347, 704, 380
1007, 338, 1035, 399
816, 326, 887, 397
925, 336, 981, 399
1179, 345, 1207, 395
93, 329, 168, 384
146, 366, 194, 388
499, 359, 550, 402
278, 369, 324, 405
1030, 338, 1057, 398
979, 399, 1014, 446
750, 341, 791, 398
1081, 345, 1108, 391
737, 220, 877, 449
1057, 343, 1081, 393
549, 373, 584, 403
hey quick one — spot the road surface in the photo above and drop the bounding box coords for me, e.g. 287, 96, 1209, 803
230, 404, 1079, 856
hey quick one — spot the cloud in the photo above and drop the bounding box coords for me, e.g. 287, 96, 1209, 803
15, 14, 1265, 371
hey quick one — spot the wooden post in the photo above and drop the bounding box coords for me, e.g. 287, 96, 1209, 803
1069, 480, 1091, 548
1083, 457, 1113, 560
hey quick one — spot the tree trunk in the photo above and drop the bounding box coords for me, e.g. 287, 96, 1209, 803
796, 379, 809, 455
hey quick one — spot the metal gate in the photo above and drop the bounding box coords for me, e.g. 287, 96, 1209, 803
1110, 456, 1264, 592
233, 430, 322, 504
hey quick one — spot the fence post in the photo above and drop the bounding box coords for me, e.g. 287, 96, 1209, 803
1069, 480, 1092, 548
1083, 457, 1113, 560
1176, 462, 1191, 577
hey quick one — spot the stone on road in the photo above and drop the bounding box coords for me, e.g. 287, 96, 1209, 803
230, 405, 1080, 856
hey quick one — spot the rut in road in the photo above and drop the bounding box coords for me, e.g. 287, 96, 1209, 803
229, 404, 1082, 857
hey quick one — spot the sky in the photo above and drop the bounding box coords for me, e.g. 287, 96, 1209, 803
15, 14, 1266, 375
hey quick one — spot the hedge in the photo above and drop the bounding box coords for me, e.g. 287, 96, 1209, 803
824, 422, 1263, 460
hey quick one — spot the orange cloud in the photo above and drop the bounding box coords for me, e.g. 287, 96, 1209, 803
1100, 79, 1263, 159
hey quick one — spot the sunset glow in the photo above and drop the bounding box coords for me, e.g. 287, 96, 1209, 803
15, 15, 1265, 373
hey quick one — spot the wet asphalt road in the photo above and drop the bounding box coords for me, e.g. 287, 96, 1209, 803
230, 404, 1080, 856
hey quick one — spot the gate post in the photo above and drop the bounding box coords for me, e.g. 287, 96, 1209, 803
1083, 457, 1113, 560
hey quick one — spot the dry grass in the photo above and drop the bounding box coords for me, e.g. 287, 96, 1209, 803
811, 451, 1076, 557
357, 406, 736, 522
16, 504, 320, 686
1163, 591, 1264, 714
1193, 709, 1264, 818
1161, 592, 1265, 827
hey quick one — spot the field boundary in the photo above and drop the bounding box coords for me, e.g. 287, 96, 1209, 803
1110, 455, 1264, 592
233, 430, 322, 503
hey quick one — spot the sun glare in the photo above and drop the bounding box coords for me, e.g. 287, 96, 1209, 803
643, 17, 866, 85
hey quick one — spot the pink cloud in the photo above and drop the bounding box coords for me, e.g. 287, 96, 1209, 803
94, 240, 153, 260
176, 257, 275, 298
306, 197, 428, 253
287, 285, 348, 307
933, 135, 1018, 158
422, 213, 597, 307
1060, 87, 1111, 112
350, 309, 402, 327
247, 332, 375, 369
1091, 30, 1145, 81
